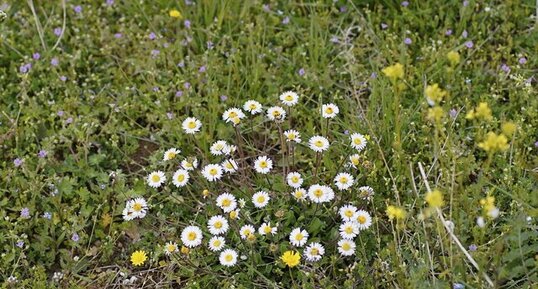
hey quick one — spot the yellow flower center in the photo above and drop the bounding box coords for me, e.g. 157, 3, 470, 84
133, 203, 142, 212
188, 121, 196, 129
243, 229, 251, 236
229, 111, 237, 118
167, 244, 176, 252
345, 210, 354, 218
222, 199, 231, 207
294, 233, 303, 241
344, 226, 353, 234
354, 138, 362, 145
213, 240, 221, 247
225, 254, 233, 262
310, 248, 319, 255
214, 221, 222, 229
315, 140, 324, 147
259, 161, 267, 168
187, 232, 197, 241
263, 226, 272, 234
230, 210, 238, 219
285, 95, 293, 101
325, 107, 333, 114
314, 189, 323, 198
249, 104, 257, 110
209, 168, 218, 176
177, 174, 185, 182
342, 243, 351, 251
151, 175, 160, 182
291, 176, 299, 183
294, 191, 303, 198
357, 215, 367, 224
167, 152, 176, 159
257, 196, 265, 203
339, 177, 348, 184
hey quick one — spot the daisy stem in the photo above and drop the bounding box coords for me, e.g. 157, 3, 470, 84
265, 174, 273, 190
331, 147, 351, 180
234, 126, 248, 181
278, 124, 287, 177
313, 152, 322, 181
289, 267, 297, 288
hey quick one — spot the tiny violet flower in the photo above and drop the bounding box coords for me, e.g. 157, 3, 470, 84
14, 158, 24, 167
370, 72, 377, 79
199, 66, 206, 73
207, 41, 214, 49
60, 76, 67, 82
65, 117, 73, 124
339, 6, 347, 13
449, 109, 458, 118
33, 52, 41, 60
151, 49, 160, 57
183, 82, 191, 89
54, 27, 62, 36
381, 23, 388, 29
282, 16, 290, 24
178, 61, 185, 67
57, 110, 64, 117
330, 36, 339, 43
404, 38, 412, 45
453, 283, 465, 289
114, 33, 122, 38
401, 1, 409, 7
501, 64, 510, 73
153, 86, 159, 92
220, 95, 228, 101
19, 63, 32, 74
20, 208, 30, 219
72, 233, 80, 242
16, 241, 24, 248
534, 141, 538, 148
468, 244, 478, 251
51, 57, 59, 66
262, 4, 270, 12
464, 41, 473, 48
518, 57, 527, 64
184, 20, 191, 28
43, 212, 52, 219
38, 150, 48, 158
445, 29, 453, 36
344, 130, 350, 135
149, 32, 156, 40
166, 112, 174, 119
106, 0, 114, 6
463, 0, 469, 7
462, 30, 468, 38
73, 5, 82, 14
298, 68, 305, 76
175, 90, 183, 97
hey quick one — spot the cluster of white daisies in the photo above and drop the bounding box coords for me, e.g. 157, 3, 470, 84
122, 91, 375, 267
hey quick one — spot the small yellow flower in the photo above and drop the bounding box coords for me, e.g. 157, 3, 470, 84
501, 121, 517, 137
131, 250, 147, 266
425, 83, 447, 104
169, 9, 182, 18
382, 63, 404, 81
427, 106, 444, 123
202, 189, 210, 198
386, 205, 406, 220
180, 246, 190, 255
281, 251, 300, 267
446, 51, 460, 66
425, 189, 444, 208
478, 132, 509, 153
466, 102, 493, 121
480, 196, 496, 212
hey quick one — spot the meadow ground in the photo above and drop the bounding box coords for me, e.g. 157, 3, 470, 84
0, 0, 537, 288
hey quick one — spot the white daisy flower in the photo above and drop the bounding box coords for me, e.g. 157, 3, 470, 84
210, 140, 228, 155
239, 225, 256, 240
122, 205, 136, 221
164, 241, 178, 255
208, 236, 225, 252
123, 198, 148, 220
182, 117, 202, 134
221, 159, 239, 173
289, 227, 309, 247
337, 239, 356, 256
252, 191, 270, 208
355, 210, 372, 230
222, 108, 245, 124
202, 164, 223, 182
350, 133, 367, 151
266, 106, 286, 122
243, 100, 263, 115
321, 103, 339, 118
258, 222, 277, 236
181, 226, 203, 248
163, 148, 180, 161
334, 172, 354, 190
147, 171, 166, 188
308, 136, 330, 152
238, 198, 246, 208
286, 172, 303, 188
216, 193, 237, 213
358, 186, 375, 201
253, 156, 273, 174
307, 184, 334, 203
181, 158, 199, 171
349, 154, 361, 168
292, 188, 307, 201
284, 130, 302, 143
339, 204, 358, 222
219, 249, 238, 266
229, 209, 241, 220
304, 242, 325, 262
339, 221, 359, 239
207, 215, 229, 235
222, 144, 237, 155
172, 169, 190, 187
279, 91, 299, 106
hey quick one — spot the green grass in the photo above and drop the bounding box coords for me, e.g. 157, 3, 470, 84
1, 0, 537, 288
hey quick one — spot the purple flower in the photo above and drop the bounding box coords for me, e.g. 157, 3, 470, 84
163, 42, 170, 48
54, 27, 63, 36
57, 110, 64, 117
183, 82, 191, 89
445, 29, 453, 36
464, 41, 473, 48
65, 117, 73, 124
199, 66, 206, 73
43, 212, 52, 219
404, 38, 412, 45
534, 141, 538, 148
14, 158, 24, 167
16, 241, 25, 248
38, 150, 48, 158
152, 86, 159, 92
453, 284, 465, 289
339, 6, 347, 13
150, 49, 160, 57
220, 95, 228, 101
370, 72, 377, 79
184, 20, 191, 28
381, 23, 388, 29
19, 63, 32, 74
20, 208, 30, 219
207, 41, 214, 49
501, 64, 510, 73
178, 61, 185, 67
51, 57, 59, 66
463, 0, 469, 7
262, 4, 270, 12
298, 68, 305, 76
462, 30, 468, 38
330, 36, 339, 43
282, 17, 290, 25
185, 0, 193, 5
114, 33, 122, 38
60, 76, 67, 82
71, 233, 80, 242
449, 109, 458, 118
33, 52, 41, 60
518, 57, 527, 64
468, 244, 477, 251
166, 112, 174, 119
175, 90, 183, 97
149, 32, 156, 40
73, 5, 82, 14
401, 1, 409, 7
106, 0, 114, 6
344, 130, 350, 135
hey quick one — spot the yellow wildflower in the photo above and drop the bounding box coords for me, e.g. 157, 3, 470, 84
169, 9, 182, 18
280, 251, 300, 267
478, 132, 509, 153
466, 102, 493, 121
425, 189, 444, 208
501, 121, 517, 137
447, 51, 460, 66
425, 84, 447, 104
386, 205, 406, 220
427, 106, 444, 123
382, 63, 404, 81
180, 246, 190, 255
131, 250, 147, 266
480, 196, 496, 212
